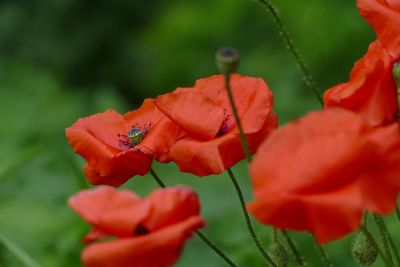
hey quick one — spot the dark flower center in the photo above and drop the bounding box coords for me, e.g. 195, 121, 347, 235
133, 224, 150, 236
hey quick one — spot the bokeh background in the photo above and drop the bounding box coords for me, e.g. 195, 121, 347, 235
0, 0, 398, 266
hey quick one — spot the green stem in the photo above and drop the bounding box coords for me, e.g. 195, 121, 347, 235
360, 226, 393, 267
374, 215, 400, 265
396, 206, 400, 223
281, 230, 306, 266
373, 214, 394, 266
223, 74, 252, 163
312, 236, 332, 267
226, 168, 277, 267
252, 0, 323, 105
0, 235, 42, 267
272, 228, 278, 243
149, 168, 237, 267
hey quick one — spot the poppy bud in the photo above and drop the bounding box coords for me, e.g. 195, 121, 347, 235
267, 242, 289, 267
393, 62, 400, 86
351, 231, 378, 266
216, 47, 240, 75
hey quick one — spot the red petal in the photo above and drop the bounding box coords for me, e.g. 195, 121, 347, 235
324, 41, 397, 126
249, 109, 400, 243
155, 88, 225, 140
357, 0, 400, 59
142, 186, 201, 231
195, 74, 274, 134
82, 216, 204, 267
68, 186, 149, 238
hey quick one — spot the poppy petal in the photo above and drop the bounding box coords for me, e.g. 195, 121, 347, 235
324, 41, 397, 126
155, 88, 225, 140
357, 0, 400, 58
82, 216, 204, 267
195, 74, 274, 134
142, 186, 201, 231
68, 186, 149, 238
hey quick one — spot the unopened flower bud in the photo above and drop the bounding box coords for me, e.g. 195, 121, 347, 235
393, 61, 400, 86
267, 242, 289, 267
351, 231, 378, 266
216, 47, 240, 75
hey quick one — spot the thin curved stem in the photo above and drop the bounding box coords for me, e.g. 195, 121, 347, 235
149, 168, 237, 267
373, 214, 394, 266
312, 236, 332, 267
281, 230, 306, 266
360, 226, 393, 267
223, 74, 252, 163
373, 215, 399, 265
227, 168, 277, 267
252, 0, 323, 105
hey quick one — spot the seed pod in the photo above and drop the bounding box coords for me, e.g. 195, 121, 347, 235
216, 47, 240, 75
351, 231, 378, 266
267, 242, 289, 267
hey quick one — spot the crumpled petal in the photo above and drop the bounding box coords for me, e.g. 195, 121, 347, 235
68, 186, 149, 238
357, 0, 400, 59
82, 216, 204, 267
248, 109, 400, 244
142, 186, 201, 231
324, 40, 397, 126
195, 74, 274, 134
155, 88, 225, 140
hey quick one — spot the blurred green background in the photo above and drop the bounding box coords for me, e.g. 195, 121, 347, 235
0, 0, 398, 266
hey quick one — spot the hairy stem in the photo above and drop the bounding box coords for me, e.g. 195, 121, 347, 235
373, 214, 394, 266
223, 74, 252, 163
252, 0, 323, 105
227, 168, 277, 267
281, 230, 306, 266
312, 236, 332, 267
360, 226, 393, 267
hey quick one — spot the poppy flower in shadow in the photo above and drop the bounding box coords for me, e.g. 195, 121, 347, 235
155, 74, 277, 176
69, 186, 204, 267
66, 99, 180, 186
248, 109, 400, 244
324, 0, 400, 126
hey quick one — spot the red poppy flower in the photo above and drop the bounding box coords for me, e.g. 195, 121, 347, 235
66, 99, 181, 186
248, 109, 400, 244
68, 186, 205, 267
154, 74, 278, 176
323, 0, 400, 126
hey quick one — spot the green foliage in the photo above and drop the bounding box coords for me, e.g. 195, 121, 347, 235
0, 1, 398, 267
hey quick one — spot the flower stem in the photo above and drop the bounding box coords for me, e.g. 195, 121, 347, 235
281, 230, 306, 266
252, 0, 323, 105
396, 206, 400, 223
312, 236, 332, 267
149, 167, 237, 267
226, 168, 277, 267
360, 225, 393, 267
372, 214, 394, 266
223, 74, 252, 163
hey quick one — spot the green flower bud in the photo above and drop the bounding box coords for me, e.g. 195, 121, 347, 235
216, 47, 240, 75
351, 231, 378, 266
267, 242, 289, 267
393, 61, 400, 86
